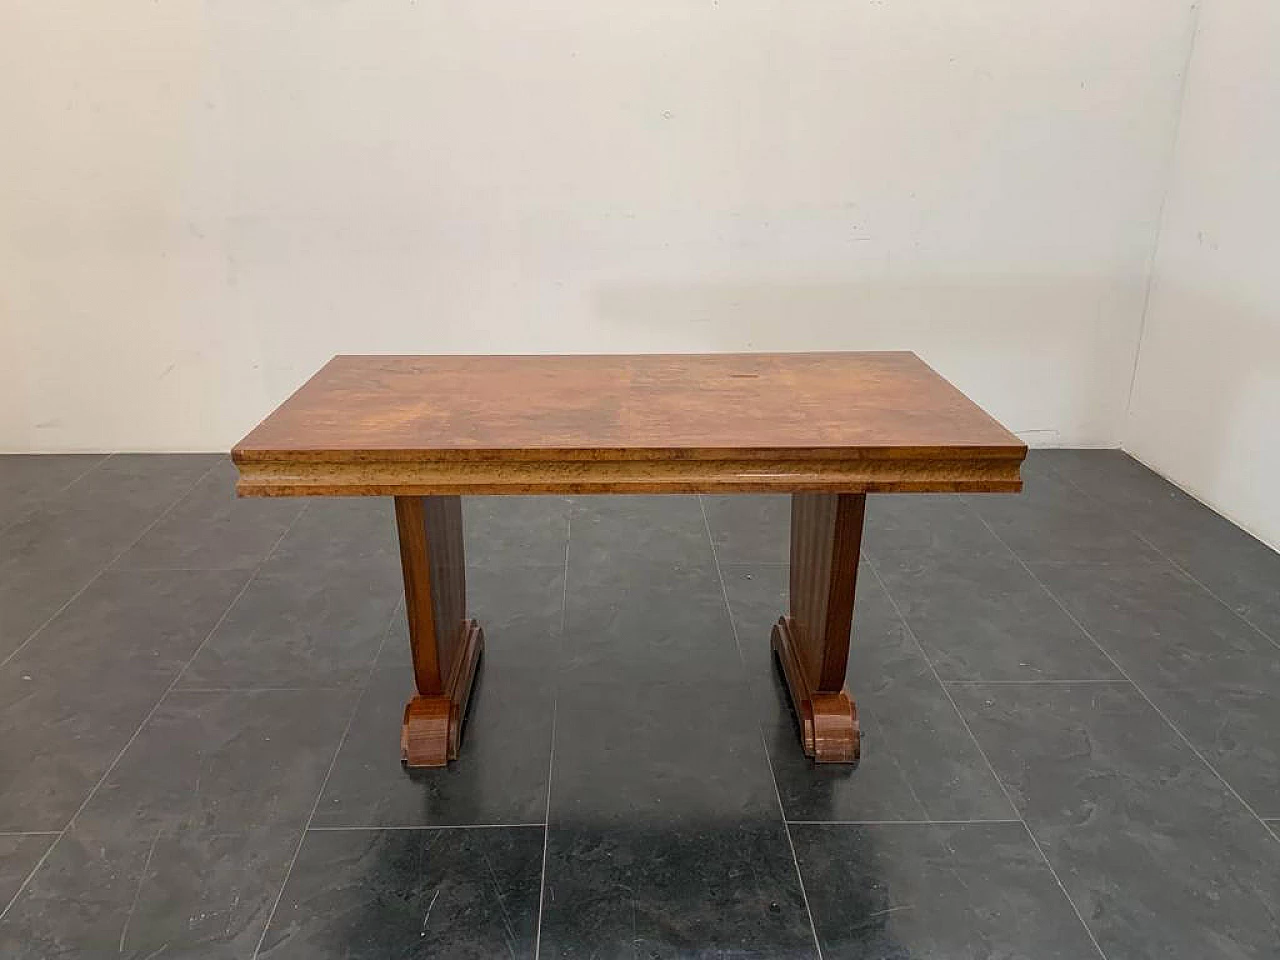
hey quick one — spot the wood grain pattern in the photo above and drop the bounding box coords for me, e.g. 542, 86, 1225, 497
235, 455, 1021, 496
401, 621, 483, 766
772, 618, 860, 763
232, 353, 1026, 496
789, 493, 865, 690
772, 492, 866, 764
394, 495, 483, 767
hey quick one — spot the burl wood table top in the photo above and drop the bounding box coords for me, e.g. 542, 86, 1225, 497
232, 352, 1026, 496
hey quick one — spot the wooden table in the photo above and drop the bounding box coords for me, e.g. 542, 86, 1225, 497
232, 352, 1025, 768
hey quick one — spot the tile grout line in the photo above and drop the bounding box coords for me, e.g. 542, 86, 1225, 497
865, 558, 1110, 960
699, 496, 825, 960
251, 556, 406, 958
118, 827, 162, 953
0, 452, 112, 540
785, 819, 1023, 826
1038, 458, 1280, 652
104, 566, 294, 574
559, 512, 571, 637
532, 512, 569, 960
757, 729, 826, 960
169, 498, 309, 689
0, 497, 309, 925
174, 686, 353, 694
309, 823, 547, 832
968, 507, 1280, 847
714, 540, 940, 822
57, 451, 115, 493
0, 831, 60, 838
0, 456, 224, 672
531, 701, 558, 960
698, 498, 755, 675
943, 679, 1135, 685
1136, 540, 1279, 651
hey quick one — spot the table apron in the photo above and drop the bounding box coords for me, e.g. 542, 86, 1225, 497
234, 456, 1023, 496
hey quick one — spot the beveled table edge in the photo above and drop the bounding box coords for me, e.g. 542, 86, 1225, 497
233, 451, 1025, 496
231, 443, 1023, 464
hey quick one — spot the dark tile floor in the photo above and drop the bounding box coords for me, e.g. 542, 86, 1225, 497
0, 450, 1277, 958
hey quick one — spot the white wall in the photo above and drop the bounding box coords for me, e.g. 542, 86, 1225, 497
1125, 0, 1280, 549
1, 1, 1198, 452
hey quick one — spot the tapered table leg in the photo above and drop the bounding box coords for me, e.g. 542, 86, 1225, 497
771, 492, 864, 763
394, 495, 484, 767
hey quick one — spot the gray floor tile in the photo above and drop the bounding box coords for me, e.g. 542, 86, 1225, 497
702, 493, 1016, 567
1, 687, 357, 958
0, 562, 100, 663
1148, 685, 1280, 819
1153, 532, 1280, 647
178, 497, 410, 690
224, 497, 570, 689
562, 558, 740, 685
966, 465, 1162, 564
1, 825, 159, 958
73, 688, 356, 838
722, 564, 1014, 822
0, 570, 249, 831
0, 455, 220, 657
549, 679, 775, 826
1030, 559, 1280, 692
701, 493, 791, 564
873, 552, 1122, 681
258, 825, 545, 959
539, 820, 818, 960
4, 451, 1279, 959
323, 566, 560, 828
261, 497, 400, 582
177, 571, 401, 689
1037, 450, 1227, 546
0, 454, 219, 573
315, 664, 553, 829
0, 820, 301, 960
1036, 450, 1280, 641
0, 834, 55, 912
115, 459, 305, 571
792, 822, 1100, 959
319, 557, 564, 829
952, 682, 1280, 960
0, 454, 107, 530
1019, 448, 1064, 476
714, 563, 792, 680
568, 495, 714, 571
376, 564, 565, 673
864, 493, 1009, 562
465, 495, 572, 568
1031, 449, 1167, 494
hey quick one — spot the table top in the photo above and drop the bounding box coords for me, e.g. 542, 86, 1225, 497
233, 352, 1025, 496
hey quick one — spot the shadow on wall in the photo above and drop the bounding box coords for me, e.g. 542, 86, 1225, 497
586, 276, 1147, 445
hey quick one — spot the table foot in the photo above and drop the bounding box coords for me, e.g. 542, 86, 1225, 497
395, 494, 486, 768
401, 619, 484, 767
772, 616, 860, 763
773, 492, 866, 764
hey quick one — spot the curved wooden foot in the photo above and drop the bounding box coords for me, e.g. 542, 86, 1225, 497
401, 696, 451, 768
810, 691, 859, 763
772, 617, 861, 763
401, 620, 484, 767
